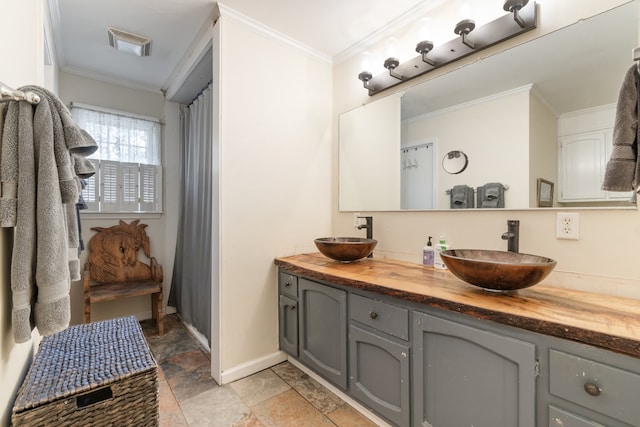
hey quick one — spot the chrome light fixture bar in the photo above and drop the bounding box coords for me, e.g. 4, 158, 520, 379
359, 1, 537, 96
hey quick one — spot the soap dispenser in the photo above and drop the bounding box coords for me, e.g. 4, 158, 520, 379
423, 236, 434, 267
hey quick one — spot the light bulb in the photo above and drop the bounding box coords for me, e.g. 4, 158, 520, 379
360, 52, 371, 72
384, 38, 399, 60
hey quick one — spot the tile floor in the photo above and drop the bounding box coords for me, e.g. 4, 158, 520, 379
141, 314, 378, 427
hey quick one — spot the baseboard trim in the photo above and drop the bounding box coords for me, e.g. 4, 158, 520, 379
219, 351, 287, 384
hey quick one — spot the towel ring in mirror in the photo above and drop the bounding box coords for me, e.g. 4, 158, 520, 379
442, 150, 469, 174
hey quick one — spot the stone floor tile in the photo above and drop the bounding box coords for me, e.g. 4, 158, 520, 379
145, 322, 203, 363
271, 362, 344, 414
327, 404, 379, 427
158, 365, 189, 426
161, 350, 219, 402
251, 389, 336, 427
180, 386, 253, 427
230, 369, 291, 407
270, 361, 308, 386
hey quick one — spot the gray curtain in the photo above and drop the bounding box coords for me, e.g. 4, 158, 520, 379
169, 84, 213, 344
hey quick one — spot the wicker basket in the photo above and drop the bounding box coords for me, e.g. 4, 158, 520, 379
12, 316, 158, 427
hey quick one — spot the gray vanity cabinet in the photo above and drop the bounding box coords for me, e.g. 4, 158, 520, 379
278, 294, 298, 356
412, 311, 537, 427
349, 294, 410, 426
278, 272, 298, 356
298, 278, 348, 390
543, 337, 640, 427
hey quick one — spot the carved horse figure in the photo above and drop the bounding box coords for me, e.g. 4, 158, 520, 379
88, 220, 153, 283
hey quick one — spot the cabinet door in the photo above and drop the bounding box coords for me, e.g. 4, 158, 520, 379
349, 325, 410, 426
413, 312, 536, 427
279, 294, 298, 356
298, 278, 347, 389
559, 130, 609, 201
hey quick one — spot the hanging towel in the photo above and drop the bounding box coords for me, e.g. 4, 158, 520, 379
449, 185, 474, 209
1, 102, 19, 227
8, 100, 39, 342
602, 65, 640, 193
1, 86, 98, 343
477, 182, 505, 208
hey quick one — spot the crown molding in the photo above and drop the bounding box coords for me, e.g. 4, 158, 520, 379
404, 84, 534, 124
333, 0, 449, 65
61, 65, 164, 95
217, 3, 331, 64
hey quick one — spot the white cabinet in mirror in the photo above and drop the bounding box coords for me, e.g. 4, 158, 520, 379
338, 1, 638, 212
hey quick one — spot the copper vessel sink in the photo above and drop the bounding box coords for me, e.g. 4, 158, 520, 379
439, 249, 556, 291
314, 237, 377, 262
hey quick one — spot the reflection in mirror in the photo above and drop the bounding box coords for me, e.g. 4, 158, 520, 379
339, 1, 638, 211
442, 151, 469, 175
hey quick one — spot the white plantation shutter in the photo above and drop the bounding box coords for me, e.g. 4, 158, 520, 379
82, 159, 100, 212
100, 160, 121, 212
71, 104, 162, 213
140, 164, 162, 212
121, 162, 139, 211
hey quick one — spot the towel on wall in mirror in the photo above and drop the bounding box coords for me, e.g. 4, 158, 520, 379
477, 182, 505, 208
450, 185, 474, 209
0, 86, 97, 343
602, 64, 640, 193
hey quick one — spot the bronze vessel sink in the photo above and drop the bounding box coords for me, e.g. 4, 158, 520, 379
439, 249, 556, 291
314, 237, 377, 262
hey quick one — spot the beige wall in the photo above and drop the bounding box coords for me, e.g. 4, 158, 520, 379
331, 0, 640, 299
529, 90, 558, 207
57, 73, 179, 324
216, 13, 333, 381
403, 88, 530, 209
0, 1, 45, 423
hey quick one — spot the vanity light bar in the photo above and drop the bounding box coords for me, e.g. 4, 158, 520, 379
359, 1, 537, 95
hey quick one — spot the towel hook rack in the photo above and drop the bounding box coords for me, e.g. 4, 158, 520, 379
0, 81, 40, 105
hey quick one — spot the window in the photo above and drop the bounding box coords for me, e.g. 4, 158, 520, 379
72, 104, 162, 213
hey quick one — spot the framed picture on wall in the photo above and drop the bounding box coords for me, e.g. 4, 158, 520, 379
537, 178, 554, 207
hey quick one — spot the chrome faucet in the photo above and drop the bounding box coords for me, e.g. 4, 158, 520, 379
501, 220, 519, 252
357, 216, 373, 257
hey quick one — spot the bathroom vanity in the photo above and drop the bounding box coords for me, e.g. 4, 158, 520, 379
275, 253, 640, 427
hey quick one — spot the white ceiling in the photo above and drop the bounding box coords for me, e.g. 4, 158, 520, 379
49, 0, 432, 93
49, 1, 638, 111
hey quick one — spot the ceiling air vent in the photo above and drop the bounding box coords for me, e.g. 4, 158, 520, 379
107, 27, 151, 57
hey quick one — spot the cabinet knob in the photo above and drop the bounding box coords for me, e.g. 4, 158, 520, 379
284, 282, 290, 287
290, 305, 296, 311
584, 382, 601, 396
370, 311, 378, 319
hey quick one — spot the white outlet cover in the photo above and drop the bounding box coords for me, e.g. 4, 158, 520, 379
556, 212, 579, 240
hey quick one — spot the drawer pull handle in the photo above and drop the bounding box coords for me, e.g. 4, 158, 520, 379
284, 282, 291, 287
370, 311, 378, 319
584, 382, 601, 396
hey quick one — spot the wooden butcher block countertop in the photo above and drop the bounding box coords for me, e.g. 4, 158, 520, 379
275, 253, 640, 358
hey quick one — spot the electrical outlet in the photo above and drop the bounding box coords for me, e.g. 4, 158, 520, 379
354, 212, 361, 228
556, 212, 579, 240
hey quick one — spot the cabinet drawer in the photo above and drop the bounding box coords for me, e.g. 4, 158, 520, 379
350, 294, 408, 340
549, 406, 605, 427
549, 349, 640, 425
279, 271, 298, 297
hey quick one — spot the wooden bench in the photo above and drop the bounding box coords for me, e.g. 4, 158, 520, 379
83, 220, 164, 335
